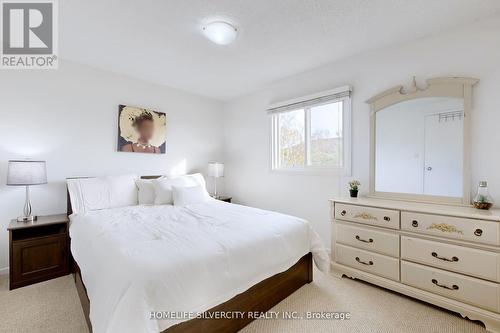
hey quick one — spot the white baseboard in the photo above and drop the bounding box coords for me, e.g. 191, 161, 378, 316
0, 267, 9, 276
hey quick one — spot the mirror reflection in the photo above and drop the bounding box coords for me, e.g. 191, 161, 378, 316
375, 97, 464, 197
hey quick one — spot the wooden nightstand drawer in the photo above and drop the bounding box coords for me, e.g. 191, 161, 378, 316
8, 214, 69, 290
11, 234, 68, 289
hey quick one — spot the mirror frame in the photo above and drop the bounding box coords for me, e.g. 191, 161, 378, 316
367, 77, 479, 205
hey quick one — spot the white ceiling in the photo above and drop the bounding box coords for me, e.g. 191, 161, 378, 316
60, 0, 500, 101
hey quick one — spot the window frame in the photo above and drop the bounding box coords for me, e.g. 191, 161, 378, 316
269, 88, 352, 175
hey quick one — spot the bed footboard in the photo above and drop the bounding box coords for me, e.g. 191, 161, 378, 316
74, 252, 313, 333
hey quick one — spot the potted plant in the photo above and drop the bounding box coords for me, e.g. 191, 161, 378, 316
349, 180, 360, 198
473, 181, 493, 210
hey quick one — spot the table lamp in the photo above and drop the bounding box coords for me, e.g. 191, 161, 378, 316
208, 162, 224, 199
7, 160, 47, 222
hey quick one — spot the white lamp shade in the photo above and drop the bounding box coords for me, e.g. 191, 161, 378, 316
7, 160, 47, 186
208, 162, 224, 178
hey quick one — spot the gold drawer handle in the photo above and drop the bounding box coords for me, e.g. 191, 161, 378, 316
427, 223, 463, 235
432, 279, 459, 290
354, 212, 378, 221
431, 252, 459, 262
355, 235, 373, 243
355, 257, 373, 266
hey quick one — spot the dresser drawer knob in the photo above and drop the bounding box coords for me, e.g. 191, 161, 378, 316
355, 257, 373, 266
340, 210, 347, 216
383, 216, 391, 222
355, 235, 374, 243
431, 279, 459, 290
411, 220, 419, 227
431, 252, 459, 262
474, 229, 483, 237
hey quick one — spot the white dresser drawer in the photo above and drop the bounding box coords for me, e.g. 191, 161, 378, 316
336, 223, 399, 257
335, 244, 399, 281
334, 203, 400, 229
401, 212, 499, 245
401, 261, 500, 312
401, 236, 500, 282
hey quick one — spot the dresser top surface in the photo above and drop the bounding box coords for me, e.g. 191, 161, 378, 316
330, 197, 500, 222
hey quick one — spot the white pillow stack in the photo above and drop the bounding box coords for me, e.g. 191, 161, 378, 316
106, 174, 140, 207
67, 173, 211, 214
152, 173, 210, 205
67, 174, 139, 214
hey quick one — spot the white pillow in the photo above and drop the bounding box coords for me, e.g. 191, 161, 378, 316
172, 185, 209, 206
153, 173, 210, 205
152, 177, 190, 205
67, 178, 109, 214
67, 174, 138, 214
106, 174, 139, 207
136, 177, 164, 205
168, 173, 209, 195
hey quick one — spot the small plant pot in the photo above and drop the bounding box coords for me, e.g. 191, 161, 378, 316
349, 190, 358, 198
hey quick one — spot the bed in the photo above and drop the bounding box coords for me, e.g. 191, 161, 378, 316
67, 176, 328, 333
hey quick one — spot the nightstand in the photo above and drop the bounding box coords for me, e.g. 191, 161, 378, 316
216, 196, 232, 203
8, 214, 70, 290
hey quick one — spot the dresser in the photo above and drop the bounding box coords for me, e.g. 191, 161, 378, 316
330, 197, 500, 333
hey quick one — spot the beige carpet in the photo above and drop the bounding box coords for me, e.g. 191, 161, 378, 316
0, 270, 486, 333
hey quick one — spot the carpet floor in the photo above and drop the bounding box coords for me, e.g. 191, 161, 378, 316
0, 270, 486, 333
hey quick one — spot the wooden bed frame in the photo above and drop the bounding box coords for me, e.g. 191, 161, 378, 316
67, 176, 313, 333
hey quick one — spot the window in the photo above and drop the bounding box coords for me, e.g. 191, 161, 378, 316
269, 87, 351, 174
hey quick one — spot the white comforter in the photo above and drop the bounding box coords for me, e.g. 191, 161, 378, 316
69, 200, 329, 333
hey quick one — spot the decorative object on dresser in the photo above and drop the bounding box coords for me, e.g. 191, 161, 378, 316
330, 197, 500, 333
348, 180, 360, 198
208, 162, 224, 198
7, 160, 47, 222
474, 181, 494, 210
8, 214, 69, 290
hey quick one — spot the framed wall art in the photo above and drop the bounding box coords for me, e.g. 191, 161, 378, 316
117, 105, 167, 154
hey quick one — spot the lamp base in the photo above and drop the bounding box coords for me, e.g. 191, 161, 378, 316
17, 215, 37, 223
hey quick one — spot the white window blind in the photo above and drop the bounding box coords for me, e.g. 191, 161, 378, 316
267, 86, 351, 114
268, 86, 352, 174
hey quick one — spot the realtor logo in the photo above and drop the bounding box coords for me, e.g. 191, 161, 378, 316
1, 0, 58, 69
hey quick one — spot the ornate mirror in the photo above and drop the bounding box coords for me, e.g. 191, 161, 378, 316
367, 77, 478, 205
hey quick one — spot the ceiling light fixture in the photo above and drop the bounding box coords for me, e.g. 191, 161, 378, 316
202, 21, 238, 45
